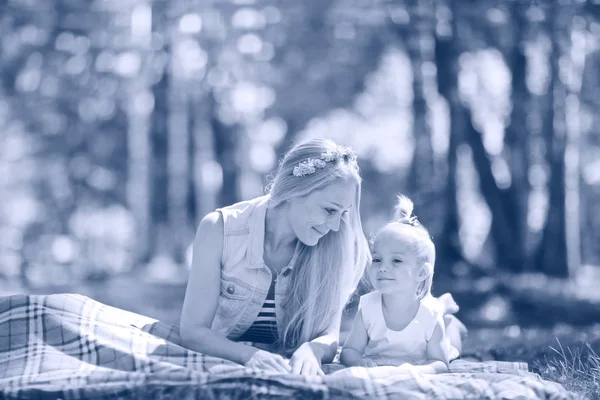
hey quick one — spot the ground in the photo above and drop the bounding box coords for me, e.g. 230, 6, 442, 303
2, 269, 599, 399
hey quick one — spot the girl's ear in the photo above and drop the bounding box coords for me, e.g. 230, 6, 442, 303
414, 263, 432, 282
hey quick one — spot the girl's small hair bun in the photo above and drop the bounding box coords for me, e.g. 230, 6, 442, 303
393, 194, 414, 223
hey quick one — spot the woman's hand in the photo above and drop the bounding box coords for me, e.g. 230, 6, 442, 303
244, 350, 291, 374
289, 343, 324, 376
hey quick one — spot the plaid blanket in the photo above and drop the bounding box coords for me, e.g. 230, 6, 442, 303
0, 294, 577, 399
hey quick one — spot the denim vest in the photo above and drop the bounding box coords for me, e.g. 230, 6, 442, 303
210, 195, 294, 351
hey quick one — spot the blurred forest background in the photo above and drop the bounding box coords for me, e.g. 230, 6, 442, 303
1, 0, 600, 332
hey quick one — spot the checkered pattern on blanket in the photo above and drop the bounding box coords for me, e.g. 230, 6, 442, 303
0, 294, 577, 399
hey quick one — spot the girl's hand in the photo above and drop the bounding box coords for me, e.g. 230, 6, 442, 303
438, 293, 459, 314
290, 343, 324, 376
245, 350, 291, 374
397, 362, 417, 372
359, 358, 378, 367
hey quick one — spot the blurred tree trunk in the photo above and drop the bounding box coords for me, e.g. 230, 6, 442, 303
188, 15, 224, 222
580, 29, 600, 265
167, 32, 192, 263
562, 18, 585, 276
503, 4, 531, 267
149, 2, 169, 265
535, 57, 567, 276
465, 109, 526, 271
534, 3, 567, 277
535, 3, 583, 277
434, 0, 466, 271
213, 120, 241, 207
451, 5, 525, 272
126, 2, 153, 265
403, 0, 438, 230
190, 90, 219, 224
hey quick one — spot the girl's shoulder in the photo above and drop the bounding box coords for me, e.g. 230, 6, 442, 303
357, 291, 383, 331
419, 294, 445, 318
358, 291, 382, 309
417, 295, 444, 338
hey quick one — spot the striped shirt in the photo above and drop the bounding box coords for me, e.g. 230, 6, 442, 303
237, 277, 278, 344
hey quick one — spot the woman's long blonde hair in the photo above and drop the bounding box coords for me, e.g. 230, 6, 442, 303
266, 138, 371, 354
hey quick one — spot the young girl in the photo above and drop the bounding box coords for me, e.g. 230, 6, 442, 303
340, 194, 460, 374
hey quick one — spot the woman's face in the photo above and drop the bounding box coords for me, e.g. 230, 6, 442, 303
288, 179, 357, 246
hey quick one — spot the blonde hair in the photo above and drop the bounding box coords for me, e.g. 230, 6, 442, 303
266, 138, 371, 354
373, 194, 436, 300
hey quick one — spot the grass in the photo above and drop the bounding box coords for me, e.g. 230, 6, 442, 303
534, 340, 600, 400
461, 326, 600, 400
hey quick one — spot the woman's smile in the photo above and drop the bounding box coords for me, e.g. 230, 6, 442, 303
313, 227, 326, 236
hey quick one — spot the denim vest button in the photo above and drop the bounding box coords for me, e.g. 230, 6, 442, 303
227, 285, 235, 294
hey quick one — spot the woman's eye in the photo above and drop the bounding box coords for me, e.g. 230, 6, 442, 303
325, 208, 336, 215
393, 259, 403, 263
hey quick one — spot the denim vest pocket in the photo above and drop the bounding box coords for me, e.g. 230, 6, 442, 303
215, 274, 253, 319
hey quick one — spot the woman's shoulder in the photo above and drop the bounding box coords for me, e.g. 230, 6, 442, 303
218, 195, 266, 213
217, 195, 269, 227
194, 212, 224, 248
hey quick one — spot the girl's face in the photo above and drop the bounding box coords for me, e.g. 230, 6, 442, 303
287, 178, 356, 246
368, 226, 422, 295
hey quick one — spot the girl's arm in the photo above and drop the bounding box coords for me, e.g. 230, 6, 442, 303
179, 212, 288, 372
399, 316, 451, 374
340, 309, 372, 366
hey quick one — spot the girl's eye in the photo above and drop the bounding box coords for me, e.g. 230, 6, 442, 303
393, 259, 403, 263
372, 258, 381, 263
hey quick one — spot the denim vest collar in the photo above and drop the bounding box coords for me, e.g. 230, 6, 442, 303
245, 194, 296, 272
245, 195, 269, 269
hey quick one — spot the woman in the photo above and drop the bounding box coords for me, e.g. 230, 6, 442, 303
180, 138, 371, 376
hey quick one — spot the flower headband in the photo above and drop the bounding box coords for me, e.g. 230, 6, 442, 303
292, 146, 357, 177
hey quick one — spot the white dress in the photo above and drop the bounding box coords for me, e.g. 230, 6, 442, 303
359, 291, 457, 366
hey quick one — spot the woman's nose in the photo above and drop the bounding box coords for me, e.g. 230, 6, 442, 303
327, 214, 341, 232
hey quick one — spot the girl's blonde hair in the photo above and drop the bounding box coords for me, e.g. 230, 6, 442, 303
266, 138, 371, 354
373, 194, 436, 300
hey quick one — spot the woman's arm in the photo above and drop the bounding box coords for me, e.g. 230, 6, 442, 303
339, 309, 371, 367
305, 334, 338, 364
303, 301, 347, 364
179, 212, 283, 368
307, 270, 365, 364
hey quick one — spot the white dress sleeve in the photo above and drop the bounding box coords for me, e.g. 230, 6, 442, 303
419, 295, 444, 342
